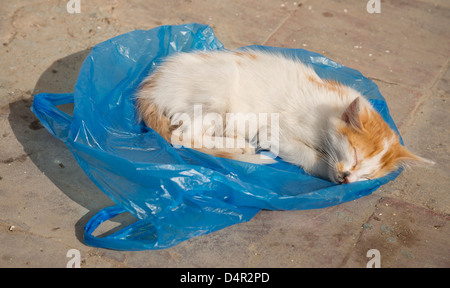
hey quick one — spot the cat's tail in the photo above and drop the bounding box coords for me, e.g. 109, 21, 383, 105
136, 98, 174, 143
135, 72, 177, 143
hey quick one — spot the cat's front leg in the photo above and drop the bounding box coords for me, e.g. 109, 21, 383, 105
277, 139, 333, 181
303, 157, 335, 182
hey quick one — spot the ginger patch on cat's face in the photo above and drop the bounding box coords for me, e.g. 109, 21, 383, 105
337, 106, 402, 181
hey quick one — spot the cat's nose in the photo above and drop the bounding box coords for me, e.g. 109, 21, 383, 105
337, 171, 351, 184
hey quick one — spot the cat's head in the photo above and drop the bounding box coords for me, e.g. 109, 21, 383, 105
324, 97, 434, 184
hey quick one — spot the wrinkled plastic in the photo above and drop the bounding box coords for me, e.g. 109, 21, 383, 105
31, 24, 402, 251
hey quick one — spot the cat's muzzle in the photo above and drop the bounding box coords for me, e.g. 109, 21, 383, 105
337, 171, 351, 184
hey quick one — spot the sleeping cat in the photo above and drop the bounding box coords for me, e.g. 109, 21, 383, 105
136, 49, 433, 184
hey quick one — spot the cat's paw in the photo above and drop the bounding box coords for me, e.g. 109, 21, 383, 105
240, 146, 255, 155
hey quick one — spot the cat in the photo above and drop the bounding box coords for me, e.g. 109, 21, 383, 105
136, 49, 434, 184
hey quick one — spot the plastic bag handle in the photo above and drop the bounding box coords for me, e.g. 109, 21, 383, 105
84, 205, 154, 251
31, 93, 74, 141
84, 205, 128, 250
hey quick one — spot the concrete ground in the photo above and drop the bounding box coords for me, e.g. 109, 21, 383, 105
0, 0, 448, 268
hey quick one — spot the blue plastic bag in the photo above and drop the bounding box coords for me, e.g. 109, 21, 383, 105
31, 24, 402, 251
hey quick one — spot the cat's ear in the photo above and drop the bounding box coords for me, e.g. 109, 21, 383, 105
342, 97, 363, 130
396, 147, 435, 168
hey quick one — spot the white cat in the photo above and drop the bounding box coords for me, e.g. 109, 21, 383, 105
136, 49, 433, 183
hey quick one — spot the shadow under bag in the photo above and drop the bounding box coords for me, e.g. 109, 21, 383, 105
32, 23, 402, 251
